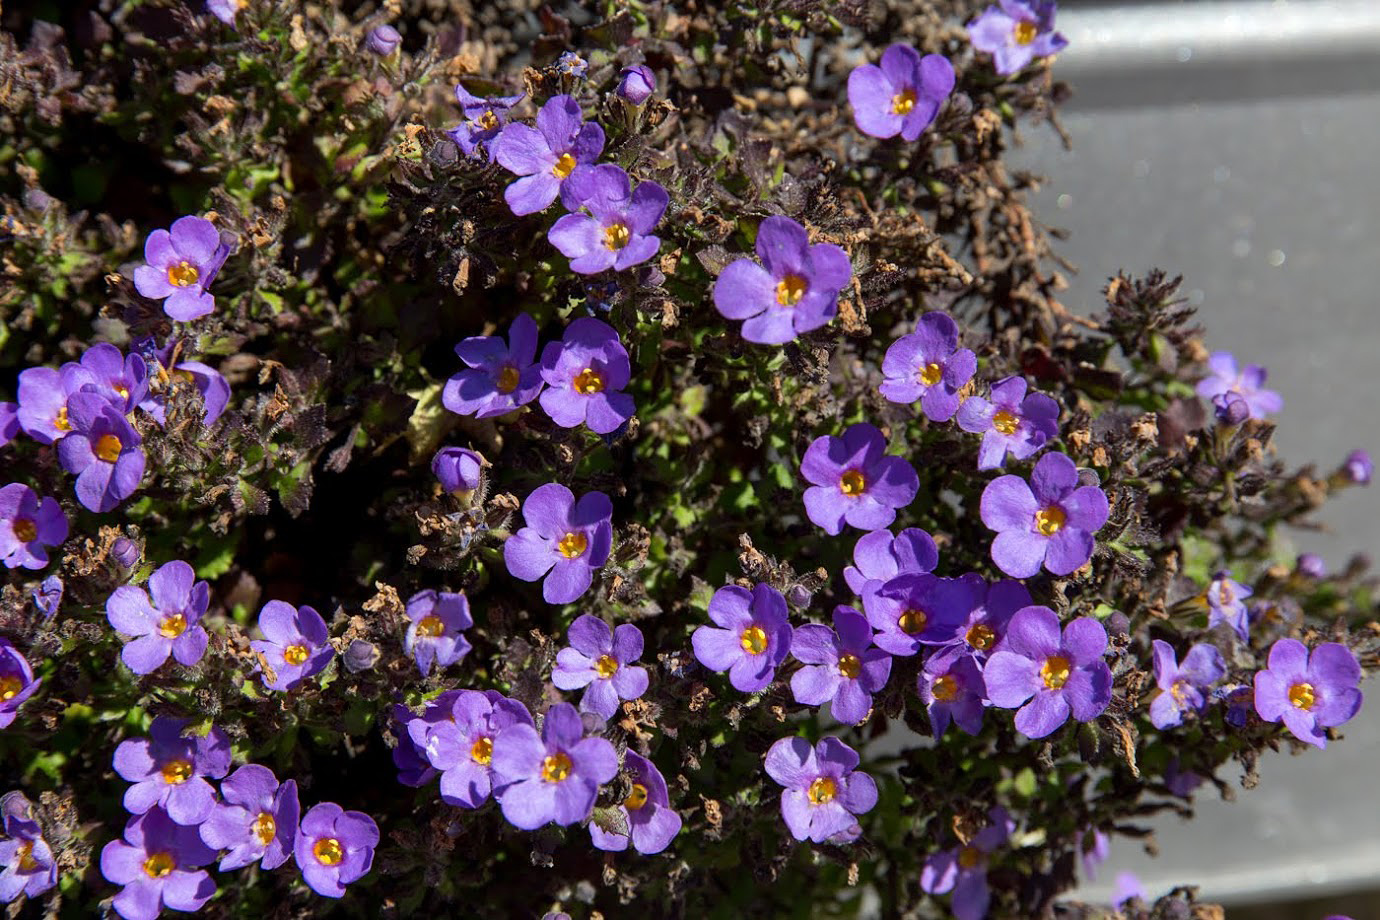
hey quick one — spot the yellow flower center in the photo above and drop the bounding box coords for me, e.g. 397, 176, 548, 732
161, 759, 193, 785
143, 851, 175, 878
740, 625, 769, 655
931, 674, 959, 702
1035, 506, 1066, 536
54, 407, 71, 432
920, 363, 943, 386
603, 222, 631, 251
1014, 20, 1039, 45
992, 409, 1020, 435
966, 624, 996, 651
283, 644, 310, 666
775, 273, 808, 307
477, 110, 498, 131
840, 470, 866, 496
957, 845, 983, 870
541, 752, 573, 783
1288, 681, 1316, 710
625, 782, 649, 810
891, 88, 917, 116
312, 837, 344, 866
0, 676, 21, 701
415, 615, 445, 638
95, 434, 123, 463
807, 777, 837, 805
898, 609, 928, 635
1041, 654, 1072, 690
252, 812, 276, 845
557, 531, 588, 559
837, 653, 862, 679
552, 152, 577, 179
12, 518, 37, 543
158, 613, 187, 639
1170, 680, 1189, 704
497, 364, 521, 394
471, 737, 493, 765
573, 367, 604, 394
167, 261, 200, 288
16, 841, 38, 872
595, 654, 619, 678
115, 383, 129, 401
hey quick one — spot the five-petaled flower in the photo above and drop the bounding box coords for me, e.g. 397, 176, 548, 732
551, 614, 650, 719
15, 366, 84, 445
968, 1, 1069, 75
293, 803, 380, 898
198, 764, 300, 871
692, 583, 793, 692
0, 483, 66, 571
548, 164, 668, 274
443, 313, 545, 419
764, 736, 878, 844
1149, 640, 1226, 730
249, 601, 335, 691
942, 579, 1032, 660
0, 791, 58, 902
494, 94, 606, 215
843, 527, 939, 606
957, 376, 1061, 470
847, 44, 956, 141
504, 482, 614, 604
879, 312, 977, 421
920, 807, 1016, 920
99, 807, 217, 920
492, 702, 618, 830
983, 606, 1113, 738
112, 717, 231, 826
1253, 639, 1363, 748
589, 751, 683, 855
537, 318, 636, 434
919, 648, 988, 738
0, 639, 40, 730
446, 85, 525, 161
979, 451, 1109, 578
1195, 351, 1283, 422
863, 573, 984, 656
790, 606, 892, 725
132, 216, 230, 322
56, 392, 146, 513
403, 589, 473, 677
106, 560, 211, 675
800, 423, 919, 536
409, 690, 535, 808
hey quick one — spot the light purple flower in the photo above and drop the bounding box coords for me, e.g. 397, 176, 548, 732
403, 589, 473, 677
968, 1, 1069, 75
863, 573, 984, 656
920, 807, 1015, 920
99, 807, 216, 920
431, 446, 483, 498
1149, 640, 1225, 730
548, 164, 668, 274
494, 95, 606, 216
446, 85, 526, 161
919, 649, 987, 738
846, 44, 955, 141
944, 578, 1031, 660
764, 736, 877, 844
132, 217, 230, 322
198, 764, 299, 871
1253, 639, 1363, 748
1195, 351, 1282, 421
691, 583, 793, 693
843, 527, 939, 604
503, 482, 613, 604
366, 24, 401, 55
293, 803, 379, 898
206, 0, 243, 25
0, 484, 66, 570
1206, 570, 1252, 642
0, 792, 57, 902
983, 606, 1112, 738
552, 615, 650, 719
537, 318, 635, 434
800, 423, 919, 536
957, 376, 1060, 470
248, 601, 334, 691
616, 65, 656, 105
879, 312, 977, 421
0, 402, 17, 447
1296, 553, 1326, 579
443, 313, 545, 419
15, 365, 86, 445
112, 717, 231, 825
55, 392, 145, 513
790, 606, 892, 725
1114, 871, 1147, 910
30, 576, 62, 620
106, 560, 211, 675
0, 640, 40, 730
410, 690, 534, 808
1343, 449, 1373, 485
68, 343, 149, 413
1079, 827, 1110, 881
492, 702, 618, 830
712, 216, 853, 345
979, 451, 1109, 578
589, 751, 683, 854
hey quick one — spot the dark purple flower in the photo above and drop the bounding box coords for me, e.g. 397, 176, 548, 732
957, 376, 1060, 470
0, 484, 66, 570
1254, 639, 1363, 748
552, 615, 650, 719
921, 808, 1015, 920
1206, 570, 1252, 642
16, 365, 86, 445
919, 649, 987, 738
446, 85, 526, 161
589, 751, 682, 854
801, 423, 919, 536
537, 318, 635, 434
968, 1, 1069, 75
494, 95, 605, 215
846, 44, 955, 141
979, 451, 1108, 578
790, 606, 892, 725
249, 601, 334, 691
106, 560, 210, 676
55, 392, 145, 513
764, 736, 877, 844
293, 803, 379, 898
1343, 449, 1373, 485
342, 639, 378, 673
0, 640, 39, 730
944, 578, 1031, 659
492, 702, 618, 830
616, 65, 656, 105
549, 165, 668, 274
1296, 553, 1327, 578
0, 791, 57, 902
1195, 351, 1282, 421
0, 402, 17, 447
198, 764, 299, 871
864, 573, 984, 656
132, 217, 230, 322
1163, 758, 1204, 798
68, 343, 149, 413
410, 690, 534, 808
843, 527, 939, 604
30, 576, 62, 619
401, 590, 472, 677
983, 607, 1112, 738
504, 483, 613, 604
112, 717, 231, 825
691, 583, 793, 692
99, 807, 216, 920
443, 313, 544, 419
879, 312, 977, 421
713, 215, 854, 346
1149, 640, 1225, 730
366, 24, 401, 55
1216, 683, 1256, 728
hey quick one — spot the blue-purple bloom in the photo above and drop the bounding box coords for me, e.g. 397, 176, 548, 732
616, 65, 656, 105
56, 392, 145, 512
112, 717, 231, 825
198, 764, 299, 870
404, 589, 473, 677
1149, 640, 1226, 729
294, 803, 379, 898
944, 579, 1031, 659
538, 318, 635, 434
249, 601, 334, 691
99, 807, 216, 920
70, 343, 149, 413
105, 560, 210, 675
206, 0, 243, 26
494, 95, 605, 215
549, 165, 668, 274
504, 483, 613, 604
983, 607, 1112, 738
15, 365, 87, 445
446, 85, 525, 161
142, 360, 230, 428
1206, 570, 1252, 641
846, 44, 955, 141
1195, 351, 1283, 422
764, 736, 877, 844
365, 24, 401, 55
492, 703, 618, 830
0, 484, 66, 570
1253, 639, 1363, 748
1296, 553, 1327, 579
864, 573, 983, 656
843, 527, 939, 604
552, 615, 650, 719
431, 446, 484, 499
0, 640, 40, 730
589, 751, 682, 854
692, 583, 793, 692
0, 792, 57, 902
979, 451, 1109, 578
1114, 871, 1147, 910
957, 375, 1060, 470
919, 649, 987, 738
30, 576, 62, 619
789, 606, 892, 725
410, 690, 534, 808
800, 423, 919, 536
921, 808, 1016, 920
443, 313, 544, 419
879, 312, 977, 421
132, 216, 231, 322
968, 1, 1069, 75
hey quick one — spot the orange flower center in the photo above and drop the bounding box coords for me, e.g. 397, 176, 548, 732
143, 851, 175, 878
603, 222, 631, 251
313, 837, 344, 866
837, 653, 862, 679
167, 261, 200, 287
966, 624, 996, 650
557, 531, 588, 559
95, 434, 123, 463
552, 152, 577, 178
0, 677, 21, 702
470, 737, 493, 765
1035, 506, 1066, 536
415, 615, 445, 638
477, 110, 498, 131
16, 841, 38, 872
740, 625, 769, 655
920, 363, 943, 386
1014, 20, 1039, 45
898, 609, 928, 635
1041, 655, 1072, 690
891, 88, 917, 115
12, 518, 37, 543
283, 644, 310, 666
252, 812, 276, 845
958, 845, 983, 870
625, 782, 649, 810
573, 367, 605, 394
497, 365, 521, 394
807, 777, 837, 805
840, 470, 866, 496
1288, 681, 1316, 710
595, 654, 619, 678
54, 407, 71, 432
541, 752, 573, 783
775, 274, 808, 306
932, 674, 959, 702
158, 613, 187, 639
161, 759, 193, 785
992, 409, 1020, 435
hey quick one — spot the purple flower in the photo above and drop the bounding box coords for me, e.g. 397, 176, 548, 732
443, 313, 545, 419
403, 589, 473, 677
0, 640, 39, 730
388, 692, 466, 788
537, 318, 635, 434
492, 702, 618, 830
106, 560, 211, 676
15, 366, 86, 445
616, 65, 656, 105
0, 792, 57, 902
551, 615, 650, 719
1343, 449, 1373, 485
979, 451, 1109, 578
503, 483, 613, 604
132, 217, 230, 322
1114, 871, 1147, 910
410, 690, 534, 808
691, 583, 793, 692
919, 649, 987, 738
342, 639, 379, 673
968, 1, 1069, 75
69, 343, 149, 413
800, 423, 919, 536
1195, 351, 1282, 421
842, 527, 939, 604
1217, 683, 1256, 728
879, 312, 977, 421
0, 402, 17, 447
1206, 570, 1252, 642
945, 579, 1031, 659
431, 446, 483, 498
957, 376, 1060, 470
1253, 639, 1363, 748
365, 24, 401, 55
983, 607, 1112, 738
494, 95, 605, 216
249, 601, 334, 691
1163, 757, 1204, 797
589, 751, 683, 854
99, 808, 216, 920
764, 736, 877, 844
446, 85, 526, 161
112, 717, 231, 825
55, 392, 145, 512
198, 764, 299, 870
863, 573, 984, 656
548, 165, 668, 274
30, 576, 62, 620
111, 537, 140, 569
1296, 553, 1327, 578
1079, 827, 1110, 881
921, 808, 1016, 920
790, 606, 892, 725
712, 216, 853, 346
206, 0, 243, 25
293, 803, 379, 898
1149, 640, 1225, 730
0, 484, 66, 570
846, 44, 955, 141
556, 51, 589, 79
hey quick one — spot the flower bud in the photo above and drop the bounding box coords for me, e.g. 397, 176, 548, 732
432, 447, 483, 503
366, 24, 401, 56
1296, 553, 1326, 579
616, 65, 656, 105
111, 537, 140, 569
1344, 449, 1373, 485
343, 639, 380, 673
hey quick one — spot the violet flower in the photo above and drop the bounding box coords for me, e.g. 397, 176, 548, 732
1343, 449, 1373, 485
968, 1, 1069, 75
0, 484, 66, 570
16, 365, 87, 445
1114, 871, 1147, 910
1253, 639, 1363, 748
112, 717, 231, 825
249, 600, 334, 691
1195, 351, 1282, 421
551, 614, 650, 719
0, 791, 57, 902
0, 640, 40, 730
494, 94, 606, 215
198, 764, 299, 870
431, 446, 483, 499
99, 808, 216, 920
537, 317, 635, 434
0, 402, 16, 447
556, 51, 589, 79
846, 44, 955, 141
944, 578, 1031, 659
789, 606, 892, 725
764, 736, 878, 844
979, 451, 1109, 578
446, 85, 526, 162
920, 807, 1015, 920
365, 24, 401, 56
30, 576, 62, 620
444, 313, 545, 419
206, 0, 244, 26
843, 527, 939, 604
70, 343, 149, 413
863, 573, 984, 656
616, 65, 656, 105
548, 164, 668, 274
1149, 640, 1226, 730
410, 690, 534, 808
492, 702, 618, 830
503, 482, 613, 604
712, 215, 853, 345
983, 606, 1112, 738
919, 648, 988, 738
956, 376, 1060, 470
132, 216, 230, 322
692, 583, 793, 692
403, 589, 473, 677
1296, 553, 1327, 579
1079, 827, 1110, 881
879, 312, 977, 421
56, 392, 145, 513
293, 803, 379, 898
800, 423, 919, 536
106, 560, 210, 676
389, 691, 472, 788
589, 751, 683, 855
1163, 757, 1205, 798
1206, 570, 1252, 642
